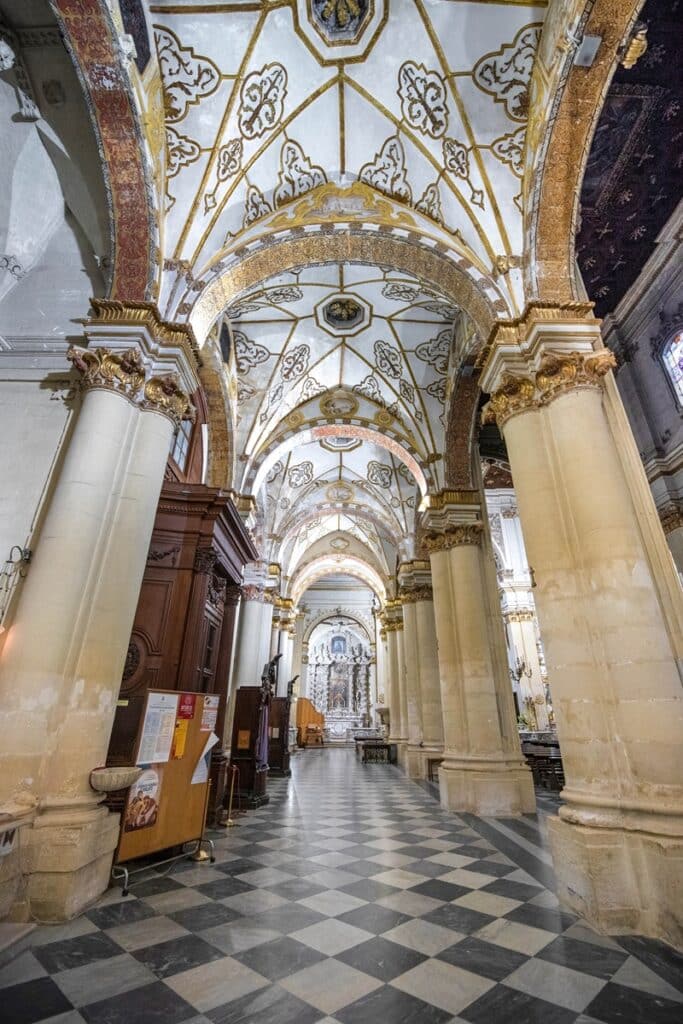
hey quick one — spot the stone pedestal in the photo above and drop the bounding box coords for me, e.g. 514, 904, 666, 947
0, 311, 197, 920
423, 497, 535, 816
482, 308, 683, 946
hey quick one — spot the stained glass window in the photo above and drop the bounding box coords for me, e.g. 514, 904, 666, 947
662, 330, 683, 405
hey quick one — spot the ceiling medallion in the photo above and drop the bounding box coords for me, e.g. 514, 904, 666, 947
319, 389, 360, 418
315, 291, 371, 338
294, 0, 386, 66
320, 435, 363, 453
326, 482, 354, 503
330, 536, 350, 551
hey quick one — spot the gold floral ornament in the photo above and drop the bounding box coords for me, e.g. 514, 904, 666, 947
321, 0, 362, 30
421, 523, 483, 553
67, 345, 146, 397
144, 373, 196, 424
481, 373, 536, 428
535, 350, 616, 401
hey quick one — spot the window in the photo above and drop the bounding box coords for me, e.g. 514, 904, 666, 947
170, 418, 193, 471
662, 330, 683, 406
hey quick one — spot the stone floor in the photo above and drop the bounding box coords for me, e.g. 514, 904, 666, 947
3, 749, 683, 1024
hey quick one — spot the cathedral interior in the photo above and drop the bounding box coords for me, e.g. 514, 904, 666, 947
0, 0, 682, 1021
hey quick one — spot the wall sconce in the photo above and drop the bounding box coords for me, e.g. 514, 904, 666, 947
528, 565, 537, 588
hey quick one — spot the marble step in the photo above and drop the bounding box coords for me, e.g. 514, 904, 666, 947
0, 922, 35, 970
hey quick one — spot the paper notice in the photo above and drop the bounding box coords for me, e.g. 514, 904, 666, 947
200, 694, 220, 732
191, 731, 219, 785
137, 692, 179, 765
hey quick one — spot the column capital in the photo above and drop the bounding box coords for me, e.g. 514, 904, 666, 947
85, 299, 199, 375
419, 491, 483, 554
422, 524, 483, 553
659, 501, 683, 535
66, 343, 196, 426
482, 350, 616, 429
397, 560, 433, 602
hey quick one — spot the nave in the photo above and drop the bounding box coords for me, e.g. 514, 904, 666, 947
5, 749, 682, 1024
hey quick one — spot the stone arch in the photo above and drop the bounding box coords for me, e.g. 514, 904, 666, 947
527, 0, 643, 302
303, 608, 373, 645
289, 555, 386, 606
249, 422, 430, 499
187, 230, 504, 350
53, 0, 155, 301
276, 504, 400, 554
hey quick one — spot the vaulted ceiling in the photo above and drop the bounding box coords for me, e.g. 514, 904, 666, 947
147, 0, 548, 597
153, 0, 545, 311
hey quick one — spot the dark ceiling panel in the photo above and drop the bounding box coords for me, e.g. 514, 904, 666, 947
577, 0, 683, 317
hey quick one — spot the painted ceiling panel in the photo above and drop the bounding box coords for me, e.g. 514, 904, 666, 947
150, 0, 545, 285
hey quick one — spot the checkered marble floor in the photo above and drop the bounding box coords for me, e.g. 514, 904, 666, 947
4, 749, 683, 1024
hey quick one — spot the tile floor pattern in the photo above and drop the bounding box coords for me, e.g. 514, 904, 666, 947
4, 749, 683, 1024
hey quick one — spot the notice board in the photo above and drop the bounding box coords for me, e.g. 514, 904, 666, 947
116, 689, 218, 864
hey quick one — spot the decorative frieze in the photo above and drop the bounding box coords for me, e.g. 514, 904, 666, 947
67, 344, 195, 425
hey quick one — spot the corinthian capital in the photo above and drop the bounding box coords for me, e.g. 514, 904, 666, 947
535, 350, 617, 401
67, 345, 145, 399
143, 373, 196, 425
67, 345, 195, 425
481, 373, 537, 428
482, 350, 616, 428
422, 523, 483, 553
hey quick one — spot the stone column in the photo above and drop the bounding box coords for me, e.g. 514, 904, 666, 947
422, 494, 535, 816
400, 598, 423, 777
384, 618, 402, 748
394, 607, 409, 766
399, 560, 444, 779
481, 307, 683, 946
0, 305, 197, 920
232, 581, 273, 687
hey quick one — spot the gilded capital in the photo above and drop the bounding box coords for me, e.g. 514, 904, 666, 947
481, 373, 537, 428
482, 350, 616, 428
422, 522, 483, 553
67, 344, 145, 399
398, 585, 434, 604
143, 373, 196, 425
67, 344, 195, 425
535, 350, 616, 403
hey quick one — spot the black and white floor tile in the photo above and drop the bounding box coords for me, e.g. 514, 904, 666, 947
3, 749, 682, 1024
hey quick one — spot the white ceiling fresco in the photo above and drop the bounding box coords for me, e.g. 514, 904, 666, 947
146, 0, 548, 595
151, 0, 546, 311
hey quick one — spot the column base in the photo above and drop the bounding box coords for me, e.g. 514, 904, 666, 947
548, 814, 683, 949
390, 737, 408, 768
438, 755, 536, 816
405, 745, 444, 780
405, 745, 423, 779
22, 804, 120, 922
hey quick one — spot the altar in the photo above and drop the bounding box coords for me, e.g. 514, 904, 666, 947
305, 623, 373, 744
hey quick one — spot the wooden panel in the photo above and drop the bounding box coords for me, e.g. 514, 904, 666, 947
116, 690, 212, 864
295, 697, 325, 731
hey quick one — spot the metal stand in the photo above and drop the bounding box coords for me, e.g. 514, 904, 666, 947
111, 834, 215, 897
